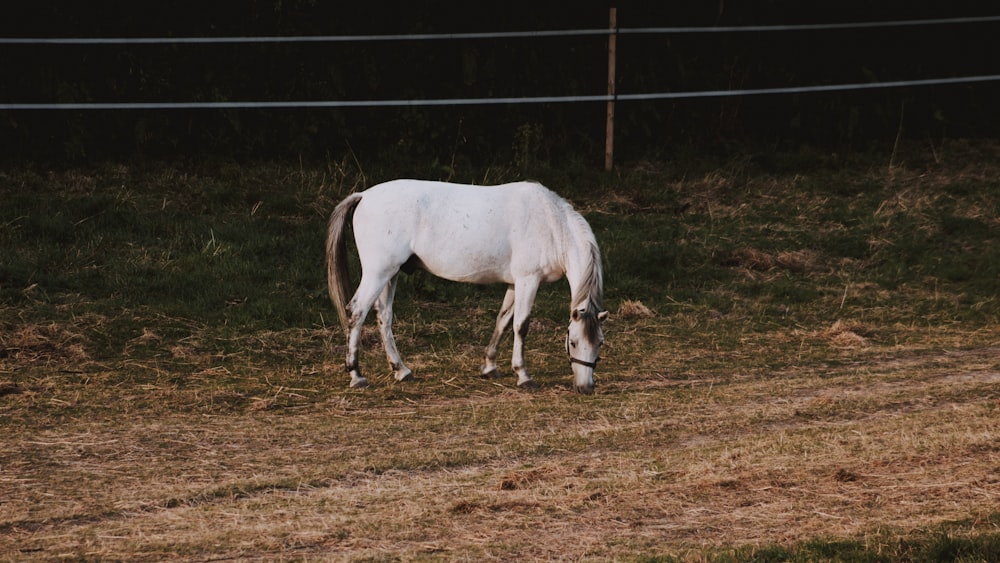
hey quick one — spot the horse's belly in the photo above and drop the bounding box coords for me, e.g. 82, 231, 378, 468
413, 239, 514, 284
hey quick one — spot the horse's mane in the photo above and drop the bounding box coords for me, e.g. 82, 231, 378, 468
574, 232, 603, 309
545, 186, 603, 316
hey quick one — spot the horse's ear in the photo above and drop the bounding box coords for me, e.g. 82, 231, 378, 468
598, 311, 609, 322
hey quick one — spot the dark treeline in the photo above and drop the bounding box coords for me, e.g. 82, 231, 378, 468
1, 1, 998, 164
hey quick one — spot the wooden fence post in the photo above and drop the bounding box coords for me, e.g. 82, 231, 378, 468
604, 3, 617, 171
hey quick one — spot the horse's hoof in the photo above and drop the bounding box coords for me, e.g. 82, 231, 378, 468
349, 376, 369, 388
573, 384, 595, 395
394, 369, 413, 382
480, 367, 500, 379
516, 378, 537, 390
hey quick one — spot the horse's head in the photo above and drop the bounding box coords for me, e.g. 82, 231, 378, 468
566, 307, 609, 394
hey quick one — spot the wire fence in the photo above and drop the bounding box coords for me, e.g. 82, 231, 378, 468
4, 75, 1000, 111
3, 14, 1000, 44
2, 15, 999, 111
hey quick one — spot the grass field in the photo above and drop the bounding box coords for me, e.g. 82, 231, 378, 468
2, 140, 999, 561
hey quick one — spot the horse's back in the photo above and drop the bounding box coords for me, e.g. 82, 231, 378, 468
353, 180, 567, 284
360, 179, 548, 207
356, 179, 558, 230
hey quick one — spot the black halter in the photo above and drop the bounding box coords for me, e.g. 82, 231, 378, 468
568, 355, 599, 369
566, 332, 600, 369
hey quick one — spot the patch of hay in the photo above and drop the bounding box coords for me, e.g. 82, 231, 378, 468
775, 250, 820, 272
0, 322, 90, 365
720, 247, 821, 273
821, 319, 873, 347
617, 300, 655, 319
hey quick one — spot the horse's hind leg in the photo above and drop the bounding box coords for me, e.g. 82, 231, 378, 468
345, 271, 393, 388
481, 285, 515, 379
375, 274, 412, 382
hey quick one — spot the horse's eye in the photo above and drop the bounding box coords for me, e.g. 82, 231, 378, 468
570, 341, 577, 349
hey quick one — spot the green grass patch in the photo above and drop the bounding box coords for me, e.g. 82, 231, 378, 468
709, 522, 1000, 563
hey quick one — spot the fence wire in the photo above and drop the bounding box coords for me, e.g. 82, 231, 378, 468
3, 74, 999, 111
2, 15, 998, 110
2, 15, 999, 44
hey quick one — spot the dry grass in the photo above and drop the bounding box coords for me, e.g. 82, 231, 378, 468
617, 299, 656, 319
2, 322, 998, 560
818, 319, 874, 347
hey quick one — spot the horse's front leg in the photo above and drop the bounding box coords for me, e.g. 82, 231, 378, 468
481, 285, 515, 379
511, 277, 541, 388
375, 274, 412, 382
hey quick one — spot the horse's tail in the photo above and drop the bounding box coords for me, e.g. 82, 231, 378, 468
326, 192, 364, 331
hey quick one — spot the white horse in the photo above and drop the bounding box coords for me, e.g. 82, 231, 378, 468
325, 179, 608, 394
